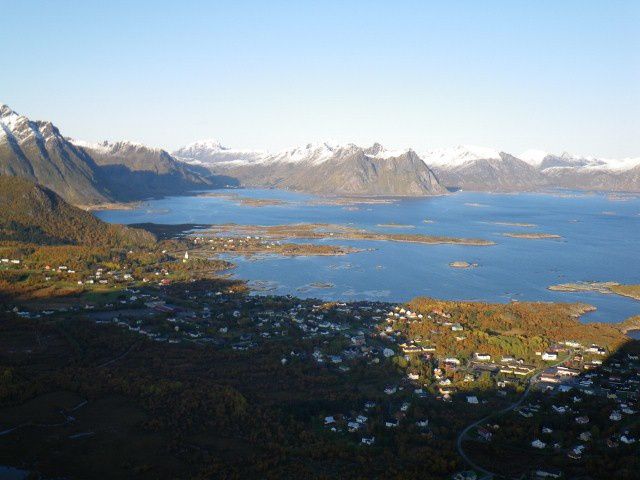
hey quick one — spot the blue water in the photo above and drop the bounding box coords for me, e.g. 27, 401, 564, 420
0, 466, 28, 480
97, 189, 640, 324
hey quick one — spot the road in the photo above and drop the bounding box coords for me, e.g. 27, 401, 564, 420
455, 356, 570, 479
97, 340, 139, 368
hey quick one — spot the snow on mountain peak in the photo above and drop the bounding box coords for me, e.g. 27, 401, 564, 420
419, 145, 502, 167
0, 104, 17, 119
0, 104, 56, 145
182, 139, 229, 152
275, 142, 338, 164
518, 149, 548, 166
0, 104, 21, 132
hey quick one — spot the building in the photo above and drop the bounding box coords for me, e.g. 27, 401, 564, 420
474, 353, 491, 361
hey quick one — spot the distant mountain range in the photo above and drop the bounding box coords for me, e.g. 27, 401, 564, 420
175, 141, 446, 196
175, 140, 640, 193
2, 103, 639, 204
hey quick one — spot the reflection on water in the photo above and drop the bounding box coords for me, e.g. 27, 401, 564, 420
97, 189, 640, 323
0, 466, 29, 480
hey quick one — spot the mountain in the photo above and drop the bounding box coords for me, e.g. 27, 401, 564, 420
424, 147, 547, 192
541, 162, 640, 192
4, 102, 637, 198
172, 139, 231, 164
0, 104, 213, 205
174, 142, 448, 196
0, 105, 111, 204
417, 145, 640, 192
72, 140, 214, 201
0, 175, 154, 246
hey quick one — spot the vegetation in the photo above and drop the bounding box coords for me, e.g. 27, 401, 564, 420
610, 284, 640, 301
0, 186, 636, 479
0, 176, 154, 247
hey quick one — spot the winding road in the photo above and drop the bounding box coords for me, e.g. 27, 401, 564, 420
455, 356, 570, 479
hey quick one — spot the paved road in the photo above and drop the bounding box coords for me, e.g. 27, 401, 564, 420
455, 356, 570, 478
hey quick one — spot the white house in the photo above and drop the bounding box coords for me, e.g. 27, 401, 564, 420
361, 436, 375, 445
531, 439, 546, 449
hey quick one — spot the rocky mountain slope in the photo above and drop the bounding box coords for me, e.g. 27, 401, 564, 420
424, 148, 547, 192
424, 146, 640, 192
177, 140, 640, 193
72, 140, 213, 201
3, 102, 637, 199
0, 104, 212, 204
0, 105, 110, 204
174, 142, 448, 196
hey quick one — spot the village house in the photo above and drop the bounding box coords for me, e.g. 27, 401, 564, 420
474, 353, 491, 362
531, 439, 546, 449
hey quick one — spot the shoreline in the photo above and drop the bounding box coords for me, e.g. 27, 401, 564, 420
549, 282, 640, 301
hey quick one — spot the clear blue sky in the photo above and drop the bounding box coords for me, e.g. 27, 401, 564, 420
2, 0, 638, 157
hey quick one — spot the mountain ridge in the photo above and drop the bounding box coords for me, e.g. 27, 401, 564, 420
175, 140, 640, 193
176, 142, 448, 195
0, 104, 212, 204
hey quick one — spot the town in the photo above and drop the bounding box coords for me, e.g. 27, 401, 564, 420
2, 242, 637, 479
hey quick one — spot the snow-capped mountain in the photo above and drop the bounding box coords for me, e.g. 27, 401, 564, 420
0, 104, 211, 204
72, 139, 212, 201
419, 145, 503, 167
518, 149, 549, 167
537, 152, 640, 172
174, 138, 640, 193
429, 151, 546, 192
420, 145, 640, 192
174, 140, 447, 196
1, 104, 109, 204
3, 101, 639, 200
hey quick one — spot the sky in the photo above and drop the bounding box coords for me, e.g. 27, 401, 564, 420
1, 0, 639, 157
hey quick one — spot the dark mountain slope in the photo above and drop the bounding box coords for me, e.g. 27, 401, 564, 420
0, 176, 154, 246
74, 141, 214, 201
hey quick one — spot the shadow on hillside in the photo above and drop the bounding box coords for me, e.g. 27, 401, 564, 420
96, 164, 240, 201
0, 277, 637, 480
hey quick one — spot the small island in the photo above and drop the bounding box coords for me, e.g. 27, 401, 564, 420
503, 232, 562, 239
376, 223, 415, 229
201, 223, 496, 246
449, 261, 478, 269
198, 192, 287, 207
490, 221, 537, 227
308, 197, 398, 206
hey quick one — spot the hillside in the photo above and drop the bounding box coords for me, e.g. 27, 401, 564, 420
73, 140, 214, 201
0, 176, 154, 246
